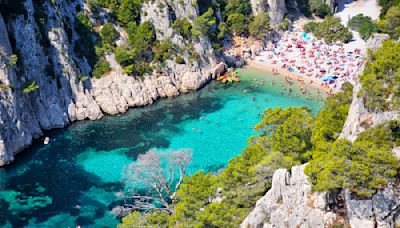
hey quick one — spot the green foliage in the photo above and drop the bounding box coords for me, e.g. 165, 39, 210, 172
223, 0, 252, 17
92, 59, 111, 78
75, 12, 98, 68
309, 0, 331, 18
128, 21, 156, 53
311, 82, 353, 151
22, 81, 39, 93
153, 40, 174, 63
170, 172, 217, 226
315, 4, 331, 18
348, 14, 377, 40
255, 107, 314, 161
116, 0, 141, 25
359, 40, 400, 111
172, 19, 193, 39
119, 211, 147, 228
305, 124, 400, 197
249, 12, 270, 39
175, 55, 185, 64
296, 0, 312, 16
195, 202, 247, 227
6, 54, 18, 68
278, 17, 291, 31
114, 22, 155, 75
377, 5, 400, 39
307, 16, 353, 43
227, 13, 246, 35
304, 21, 318, 33
217, 22, 229, 39
192, 8, 216, 37
378, 0, 400, 17
100, 22, 119, 46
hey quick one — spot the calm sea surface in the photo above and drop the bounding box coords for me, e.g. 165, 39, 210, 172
0, 67, 324, 227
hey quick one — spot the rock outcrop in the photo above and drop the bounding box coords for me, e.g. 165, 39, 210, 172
242, 164, 400, 228
241, 164, 340, 228
250, 0, 287, 25
339, 83, 398, 142
367, 33, 391, 52
0, 0, 224, 166
340, 33, 393, 142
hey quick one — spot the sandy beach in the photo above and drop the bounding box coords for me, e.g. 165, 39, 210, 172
246, 60, 333, 94
224, 0, 381, 97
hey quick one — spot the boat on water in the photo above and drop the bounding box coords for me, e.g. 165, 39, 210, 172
217, 68, 240, 84
44, 137, 50, 145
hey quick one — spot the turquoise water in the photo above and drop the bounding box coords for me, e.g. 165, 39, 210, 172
0, 68, 323, 227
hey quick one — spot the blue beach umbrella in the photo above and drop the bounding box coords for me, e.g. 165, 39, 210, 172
321, 75, 333, 81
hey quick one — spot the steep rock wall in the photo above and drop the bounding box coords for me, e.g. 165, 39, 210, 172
340, 34, 394, 142
250, 0, 287, 25
0, 13, 33, 166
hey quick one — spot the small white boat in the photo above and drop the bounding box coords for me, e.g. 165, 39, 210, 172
44, 137, 50, 145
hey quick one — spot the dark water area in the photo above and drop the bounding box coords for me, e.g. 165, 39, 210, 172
0, 68, 324, 227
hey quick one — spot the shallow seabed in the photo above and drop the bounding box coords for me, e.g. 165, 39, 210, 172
0, 67, 323, 227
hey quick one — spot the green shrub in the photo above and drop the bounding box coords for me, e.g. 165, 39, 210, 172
192, 8, 216, 37
227, 13, 247, 35
74, 12, 98, 67
377, 5, 400, 39
360, 40, 400, 111
171, 19, 192, 39
22, 81, 39, 93
304, 21, 318, 33
310, 82, 353, 151
305, 124, 400, 197
100, 22, 119, 46
348, 14, 377, 40
175, 55, 185, 64
309, 0, 331, 18
92, 59, 111, 78
308, 16, 353, 43
315, 3, 331, 18
116, 0, 141, 25
249, 12, 270, 39
6, 54, 18, 68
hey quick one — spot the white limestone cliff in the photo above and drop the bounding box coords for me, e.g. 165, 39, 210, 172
250, 0, 287, 25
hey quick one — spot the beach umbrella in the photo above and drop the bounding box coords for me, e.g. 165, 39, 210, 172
321, 75, 333, 82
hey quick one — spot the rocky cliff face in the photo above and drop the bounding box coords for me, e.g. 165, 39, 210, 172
339, 83, 398, 142
340, 34, 393, 142
241, 164, 400, 228
0, 0, 224, 166
250, 0, 287, 25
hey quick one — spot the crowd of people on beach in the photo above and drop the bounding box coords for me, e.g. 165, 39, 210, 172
255, 32, 365, 92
